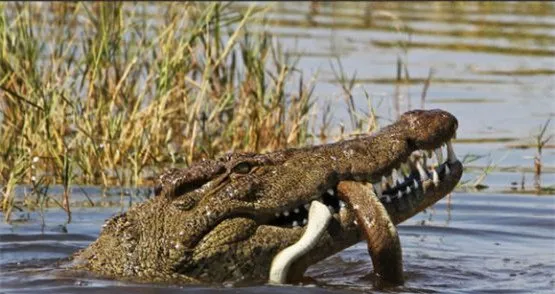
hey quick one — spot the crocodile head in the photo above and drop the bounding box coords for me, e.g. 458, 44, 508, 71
72, 109, 462, 285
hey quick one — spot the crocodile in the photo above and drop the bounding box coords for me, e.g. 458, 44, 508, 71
71, 109, 462, 287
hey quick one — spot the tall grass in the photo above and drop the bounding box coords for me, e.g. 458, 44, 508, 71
0, 2, 317, 221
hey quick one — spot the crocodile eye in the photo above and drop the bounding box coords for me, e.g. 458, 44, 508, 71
232, 162, 251, 174
172, 197, 196, 211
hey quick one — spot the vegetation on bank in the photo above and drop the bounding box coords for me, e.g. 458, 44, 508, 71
0, 2, 330, 221
0, 2, 382, 222
1, 2, 549, 223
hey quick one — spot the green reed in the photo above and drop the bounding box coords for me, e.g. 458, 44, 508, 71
0, 2, 317, 221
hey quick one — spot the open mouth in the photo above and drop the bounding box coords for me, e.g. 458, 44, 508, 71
268, 189, 343, 228
267, 138, 461, 284
267, 139, 460, 229
377, 140, 459, 203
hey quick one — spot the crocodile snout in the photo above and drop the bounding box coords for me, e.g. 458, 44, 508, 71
401, 109, 458, 151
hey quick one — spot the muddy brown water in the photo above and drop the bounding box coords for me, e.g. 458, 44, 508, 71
1, 2, 554, 293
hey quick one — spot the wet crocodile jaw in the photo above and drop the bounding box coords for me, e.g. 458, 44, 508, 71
256, 138, 463, 283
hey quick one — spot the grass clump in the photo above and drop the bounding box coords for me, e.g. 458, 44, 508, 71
0, 2, 316, 221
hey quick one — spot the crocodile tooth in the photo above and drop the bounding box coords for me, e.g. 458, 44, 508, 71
385, 195, 392, 203
446, 141, 458, 163
304, 203, 310, 210
328, 205, 334, 213
386, 175, 394, 187
401, 162, 410, 174
397, 169, 406, 184
391, 169, 398, 186
416, 161, 429, 180
292, 221, 298, 227
435, 147, 444, 164
327, 188, 334, 196
373, 184, 383, 197
432, 169, 439, 186
445, 164, 451, 175
413, 179, 419, 189
294, 208, 300, 214
283, 211, 290, 217
405, 186, 411, 195
429, 150, 439, 168
275, 212, 280, 218
339, 200, 346, 208
381, 176, 388, 190
397, 190, 403, 199
302, 218, 307, 225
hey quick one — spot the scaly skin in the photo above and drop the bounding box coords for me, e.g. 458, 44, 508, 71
71, 109, 462, 285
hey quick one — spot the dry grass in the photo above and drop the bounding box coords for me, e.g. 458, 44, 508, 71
0, 2, 320, 221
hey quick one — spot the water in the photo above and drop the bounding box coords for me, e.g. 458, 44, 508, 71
1, 2, 554, 293
1, 193, 553, 293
